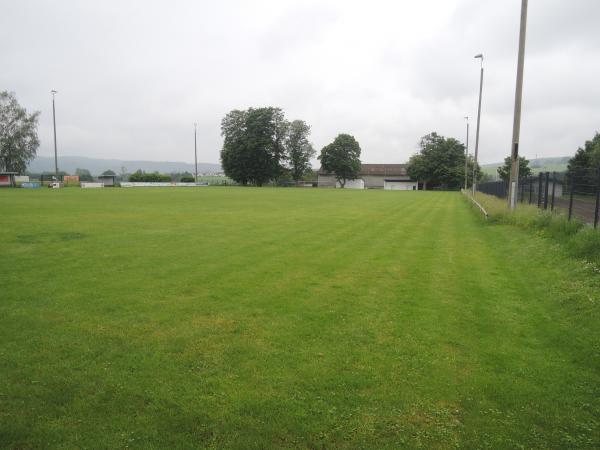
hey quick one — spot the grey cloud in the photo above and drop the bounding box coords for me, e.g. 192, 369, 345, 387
1, 0, 598, 167
258, 4, 339, 60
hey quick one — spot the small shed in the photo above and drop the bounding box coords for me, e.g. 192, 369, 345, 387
98, 174, 117, 187
0, 172, 17, 187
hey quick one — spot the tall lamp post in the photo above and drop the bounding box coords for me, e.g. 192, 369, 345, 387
508, 0, 529, 210
464, 116, 469, 190
51, 90, 58, 179
194, 122, 198, 183
473, 54, 484, 196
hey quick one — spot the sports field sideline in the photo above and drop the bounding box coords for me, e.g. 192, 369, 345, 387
1, 188, 598, 448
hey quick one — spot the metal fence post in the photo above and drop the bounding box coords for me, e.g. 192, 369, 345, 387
537, 172, 543, 208
568, 175, 575, 221
550, 171, 556, 211
529, 177, 533, 204
595, 168, 600, 229
543, 172, 549, 210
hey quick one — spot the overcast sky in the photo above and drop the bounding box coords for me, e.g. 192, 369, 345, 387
1, 0, 599, 165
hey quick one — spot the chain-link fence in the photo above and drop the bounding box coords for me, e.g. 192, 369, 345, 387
477, 168, 600, 228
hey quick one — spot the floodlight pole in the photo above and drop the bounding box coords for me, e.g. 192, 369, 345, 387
51, 90, 58, 178
194, 122, 198, 183
473, 54, 484, 196
464, 116, 469, 190
508, 0, 529, 210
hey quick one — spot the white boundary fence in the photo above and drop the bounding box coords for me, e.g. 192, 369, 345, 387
120, 182, 209, 188
462, 189, 489, 219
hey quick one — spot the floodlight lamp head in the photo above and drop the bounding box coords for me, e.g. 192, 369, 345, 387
51, 90, 57, 94
474, 54, 483, 59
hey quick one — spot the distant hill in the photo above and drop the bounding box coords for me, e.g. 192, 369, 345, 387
482, 156, 571, 178
27, 156, 221, 175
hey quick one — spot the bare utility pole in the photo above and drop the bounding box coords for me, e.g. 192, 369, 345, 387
473, 54, 484, 196
194, 122, 198, 183
51, 90, 58, 178
508, 0, 529, 209
464, 116, 469, 190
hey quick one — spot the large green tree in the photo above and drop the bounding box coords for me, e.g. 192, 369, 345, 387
0, 91, 40, 173
568, 132, 600, 172
220, 107, 288, 186
128, 170, 171, 182
407, 132, 480, 190
286, 120, 315, 182
318, 134, 361, 188
497, 156, 532, 182
75, 168, 94, 182
566, 132, 600, 194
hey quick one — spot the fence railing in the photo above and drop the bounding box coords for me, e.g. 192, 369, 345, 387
477, 168, 600, 228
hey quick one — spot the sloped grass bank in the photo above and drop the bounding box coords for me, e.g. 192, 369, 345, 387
471, 192, 600, 267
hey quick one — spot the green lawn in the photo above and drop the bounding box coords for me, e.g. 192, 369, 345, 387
1, 188, 599, 449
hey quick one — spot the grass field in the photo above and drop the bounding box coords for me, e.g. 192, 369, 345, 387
1, 188, 599, 448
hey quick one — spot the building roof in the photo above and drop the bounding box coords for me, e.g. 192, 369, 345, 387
359, 164, 408, 176
318, 164, 408, 176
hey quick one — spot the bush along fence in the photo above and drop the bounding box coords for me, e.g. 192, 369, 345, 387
477, 168, 600, 228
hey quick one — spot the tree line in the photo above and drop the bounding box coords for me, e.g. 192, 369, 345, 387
3, 90, 599, 189
568, 132, 600, 173
220, 107, 316, 186
220, 106, 363, 187
0, 91, 39, 173
406, 132, 481, 190
26, 169, 201, 183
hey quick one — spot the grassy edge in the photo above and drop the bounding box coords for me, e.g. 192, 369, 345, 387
465, 192, 600, 268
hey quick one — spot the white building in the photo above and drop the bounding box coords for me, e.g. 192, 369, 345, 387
318, 164, 418, 190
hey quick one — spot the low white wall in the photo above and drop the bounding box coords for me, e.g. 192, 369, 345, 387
81, 182, 104, 188
120, 182, 208, 187
384, 181, 418, 190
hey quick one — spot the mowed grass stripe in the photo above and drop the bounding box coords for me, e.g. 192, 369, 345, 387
0, 188, 599, 449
